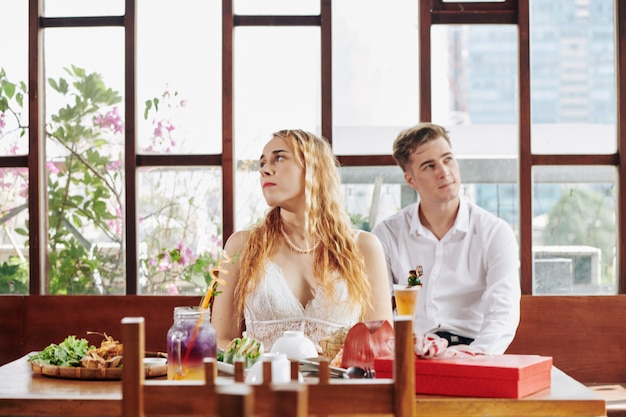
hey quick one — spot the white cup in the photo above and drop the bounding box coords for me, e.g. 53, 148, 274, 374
245, 352, 302, 384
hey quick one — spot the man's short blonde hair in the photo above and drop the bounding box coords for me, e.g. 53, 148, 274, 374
392, 123, 451, 171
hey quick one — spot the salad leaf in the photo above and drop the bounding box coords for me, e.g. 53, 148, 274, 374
28, 335, 94, 367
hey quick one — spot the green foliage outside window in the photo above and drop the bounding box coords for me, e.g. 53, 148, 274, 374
0, 66, 222, 295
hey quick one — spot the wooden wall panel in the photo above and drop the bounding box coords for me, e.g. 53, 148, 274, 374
0, 296, 202, 365
507, 295, 626, 383
0, 297, 24, 365
3, 294, 626, 384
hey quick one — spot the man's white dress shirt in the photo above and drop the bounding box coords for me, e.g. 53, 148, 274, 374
372, 198, 521, 354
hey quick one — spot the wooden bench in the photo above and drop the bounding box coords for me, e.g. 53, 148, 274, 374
2, 294, 625, 415
506, 295, 626, 417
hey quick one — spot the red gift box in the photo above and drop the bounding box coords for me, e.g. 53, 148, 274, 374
374, 354, 552, 398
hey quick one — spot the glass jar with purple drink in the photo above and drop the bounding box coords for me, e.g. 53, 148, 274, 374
166, 306, 216, 380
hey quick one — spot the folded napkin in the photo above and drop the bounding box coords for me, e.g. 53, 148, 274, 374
414, 333, 487, 359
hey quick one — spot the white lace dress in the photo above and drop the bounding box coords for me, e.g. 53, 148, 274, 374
243, 262, 360, 351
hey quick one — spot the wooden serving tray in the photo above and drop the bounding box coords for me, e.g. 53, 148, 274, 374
30, 352, 167, 380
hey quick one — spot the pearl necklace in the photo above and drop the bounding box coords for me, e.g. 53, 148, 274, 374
281, 229, 320, 254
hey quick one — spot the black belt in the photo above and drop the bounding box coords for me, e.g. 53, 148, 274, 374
434, 331, 474, 346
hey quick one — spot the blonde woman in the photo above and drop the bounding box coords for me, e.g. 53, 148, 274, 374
212, 129, 393, 351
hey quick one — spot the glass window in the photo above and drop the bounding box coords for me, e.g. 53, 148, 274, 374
442, 1, 506, 3
234, 0, 319, 15
0, 168, 29, 295
332, 0, 419, 155
0, 1, 28, 157
340, 166, 406, 231
137, 167, 223, 295
43, 0, 124, 17
532, 166, 617, 295
44, 28, 125, 294
430, 24, 519, 234
234, 27, 320, 230
530, 0, 616, 154
0, 2, 28, 295
339, 161, 518, 233
137, 0, 222, 154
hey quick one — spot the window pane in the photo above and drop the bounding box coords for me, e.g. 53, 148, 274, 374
43, 0, 124, 17
532, 166, 617, 295
0, 168, 29, 295
442, 0, 506, 3
137, 167, 223, 296
428, 24, 519, 237
0, 1, 28, 157
137, 0, 222, 154
234, 27, 320, 229
332, 0, 418, 155
340, 167, 405, 231
45, 28, 125, 295
235, 164, 266, 231
432, 25, 519, 128
530, 0, 616, 154
339, 162, 518, 234
234, 27, 320, 155
234, 0, 318, 15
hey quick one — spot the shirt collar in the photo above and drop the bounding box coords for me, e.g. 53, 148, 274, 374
410, 197, 469, 237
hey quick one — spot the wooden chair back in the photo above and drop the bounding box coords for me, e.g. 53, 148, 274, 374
121, 317, 308, 417
121, 317, 284, 417
122, 316, 413, 417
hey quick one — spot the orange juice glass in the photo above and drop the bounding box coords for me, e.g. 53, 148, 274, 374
393, 284, 420, 317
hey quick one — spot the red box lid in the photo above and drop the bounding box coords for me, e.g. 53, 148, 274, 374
374, 354, 553, 380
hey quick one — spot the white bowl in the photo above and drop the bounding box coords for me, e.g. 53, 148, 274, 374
270, 331, 318, 360
245, 352, 302, 384
143, 357, 167, 367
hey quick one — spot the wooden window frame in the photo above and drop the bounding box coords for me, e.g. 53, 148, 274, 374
15, 0, 626, 295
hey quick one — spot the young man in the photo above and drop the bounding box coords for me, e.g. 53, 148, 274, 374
372, 122, 520, 354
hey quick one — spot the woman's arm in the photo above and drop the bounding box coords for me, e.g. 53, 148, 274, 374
357, 231, 394, 325
211, 230, 249, 349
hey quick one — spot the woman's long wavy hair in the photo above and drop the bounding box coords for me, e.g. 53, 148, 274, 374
233, 129, 373, 328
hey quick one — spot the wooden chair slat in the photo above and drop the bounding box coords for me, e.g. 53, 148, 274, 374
122, 316, 414, 417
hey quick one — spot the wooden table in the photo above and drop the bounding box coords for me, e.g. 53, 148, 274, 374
0, 353, 606, 417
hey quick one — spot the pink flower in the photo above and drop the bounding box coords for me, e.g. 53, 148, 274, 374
175, 244, 196, 266
157, 260, 170, 272
106, 218, 122, 237
167, 284, 179, 295
94, 106, 123, 134
18, 179, 28, 198
47, 161, 60, 174
106, 160, 122, 171
0, 112, 6, 134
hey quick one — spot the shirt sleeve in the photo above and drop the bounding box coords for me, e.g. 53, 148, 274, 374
470, 221, 521, 354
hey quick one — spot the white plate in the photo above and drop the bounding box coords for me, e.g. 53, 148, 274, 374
217, 361, 248, 376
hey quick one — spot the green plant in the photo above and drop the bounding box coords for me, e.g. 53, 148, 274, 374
0, 66, 223, 295
42, 66, 124, 294
0, 257, 28, 294
543, 186, 616, 284
139, 244, 228, 295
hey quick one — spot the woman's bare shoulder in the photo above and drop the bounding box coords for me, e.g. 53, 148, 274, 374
223, 230, 251, 255
355, 229, 384, 252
